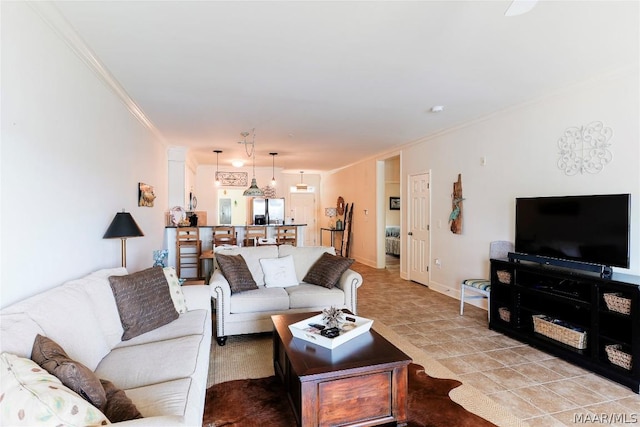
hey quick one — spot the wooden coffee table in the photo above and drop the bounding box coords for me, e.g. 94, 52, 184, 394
272, 312, 412, 427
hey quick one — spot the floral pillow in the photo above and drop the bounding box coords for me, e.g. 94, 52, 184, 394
0, 352, 109, 426
163, 267, 188, 314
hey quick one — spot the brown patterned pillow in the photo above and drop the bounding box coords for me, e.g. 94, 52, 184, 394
216, 254, 258, 294
100, 379, 143, 422
109, 266, 178, 340
303, 252, 354, 289
31, 334, 107, 408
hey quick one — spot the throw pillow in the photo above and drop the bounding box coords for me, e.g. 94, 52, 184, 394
31, 334, 107, 408
303, 252, 354, 289
162, 266, 188, 314
0, 352, 109, 426
259, 255, 299, 288
216, 254, 258, 294
109, 266, 179, 340
99, 379, 143, 422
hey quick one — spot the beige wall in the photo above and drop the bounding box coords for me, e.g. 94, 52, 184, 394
322, 67, 639, 298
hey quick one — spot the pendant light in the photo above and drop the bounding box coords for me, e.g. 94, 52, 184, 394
269, 152, 278, 187
241, 129, 264, 197
296, 171, 308, 190
213, 150, 222, 186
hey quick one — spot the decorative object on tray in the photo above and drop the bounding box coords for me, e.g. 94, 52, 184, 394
603, 293, 631, 315
322, 306, 344, 328
532, 314, 587, 350
605, 344, 632, 370
288, 312, 373, 349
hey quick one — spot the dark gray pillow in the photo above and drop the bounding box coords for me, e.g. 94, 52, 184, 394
100, 379, 143, 422
216, 253, 258, 294
31, 334, 107, 408
303, 252, 354, 289
109, 266, 178, 340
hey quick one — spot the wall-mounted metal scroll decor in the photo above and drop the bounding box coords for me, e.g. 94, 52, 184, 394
557, 121, 613, 175
216, 171, 248, 186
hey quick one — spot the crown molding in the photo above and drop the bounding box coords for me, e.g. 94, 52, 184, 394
28, 2, 167, 145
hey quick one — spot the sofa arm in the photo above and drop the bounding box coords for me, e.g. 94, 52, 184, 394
335, 268, 363, 315
209, 270, 232, 340
181, 285, 211, 312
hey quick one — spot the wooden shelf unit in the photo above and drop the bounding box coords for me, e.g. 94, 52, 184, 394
489, 258, 640, 392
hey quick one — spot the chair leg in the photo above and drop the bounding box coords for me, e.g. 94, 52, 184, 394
460, 284, 465, 316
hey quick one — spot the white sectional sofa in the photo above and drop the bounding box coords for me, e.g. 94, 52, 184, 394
0, 267, 212, 426
210, 245, 363, 345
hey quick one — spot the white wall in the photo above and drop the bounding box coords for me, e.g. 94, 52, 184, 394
402, 67, 640, 297
1, 3, 168, 307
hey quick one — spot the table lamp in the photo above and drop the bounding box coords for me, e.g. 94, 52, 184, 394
103, 210, 144, 267
324, 207, 337, 229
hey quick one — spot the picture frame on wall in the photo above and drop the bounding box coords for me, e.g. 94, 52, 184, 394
138, 182, 156, 207
390, 197, 400, 210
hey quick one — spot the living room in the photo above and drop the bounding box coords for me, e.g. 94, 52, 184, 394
2, 1, 639, 425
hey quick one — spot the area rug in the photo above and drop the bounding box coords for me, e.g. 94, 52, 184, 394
206, 319, 527, 427
203, 362, 496, 427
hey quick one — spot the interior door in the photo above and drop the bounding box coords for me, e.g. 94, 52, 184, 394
290, 193, 316, 246
408, 172, 430, 285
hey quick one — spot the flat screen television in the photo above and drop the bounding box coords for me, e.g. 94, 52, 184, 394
515, 194, 630, 270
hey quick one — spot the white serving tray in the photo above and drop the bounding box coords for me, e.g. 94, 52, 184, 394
288, 313, 374, 349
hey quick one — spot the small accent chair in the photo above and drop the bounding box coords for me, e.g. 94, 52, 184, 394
460, 240, 514, 321
275, 225, 297, 246
213, 226, 237, 247
244, 225, 267, 246
176, 227, 202, 279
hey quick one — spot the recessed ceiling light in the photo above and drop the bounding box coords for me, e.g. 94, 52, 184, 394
232, 160, 244, 168
430, 106, 445, 113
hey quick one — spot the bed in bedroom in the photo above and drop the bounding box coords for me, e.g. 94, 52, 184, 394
385, 225, 400, 256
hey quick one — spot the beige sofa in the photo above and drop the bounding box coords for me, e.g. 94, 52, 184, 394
0, 267, 211, 426
210, 245, 363, 345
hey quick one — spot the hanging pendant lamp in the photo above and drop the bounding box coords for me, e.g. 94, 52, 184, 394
296, 171, 308, 190
213, 150, 222, 186
242, 129, 264, 197
270, 152, 277, 187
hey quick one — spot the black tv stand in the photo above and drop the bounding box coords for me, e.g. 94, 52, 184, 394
490, 258, 640, 392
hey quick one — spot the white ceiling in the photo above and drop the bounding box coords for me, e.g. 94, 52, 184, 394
51, 0, 638, 172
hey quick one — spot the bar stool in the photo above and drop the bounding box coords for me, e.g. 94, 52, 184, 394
213, 226, 237, 247
176, 227, 202, 279
275, 225, 297, 246
244, 225, 267, 246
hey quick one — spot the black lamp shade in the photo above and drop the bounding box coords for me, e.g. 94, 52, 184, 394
103, 212, 144, 239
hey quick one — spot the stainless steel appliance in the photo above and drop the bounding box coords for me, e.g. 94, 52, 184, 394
251, 198, 285, 225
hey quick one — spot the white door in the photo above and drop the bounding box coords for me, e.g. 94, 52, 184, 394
290, 193, 316, 246
408, 173, 430, 285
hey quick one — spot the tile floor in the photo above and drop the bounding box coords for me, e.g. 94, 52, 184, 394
355, 259, 640, 426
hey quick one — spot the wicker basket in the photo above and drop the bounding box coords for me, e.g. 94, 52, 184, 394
498, 307, 511, 322
532, 315, 587, 349
605, 344, 632, 370
496, 270, 511, 284
603, 293, 631, 315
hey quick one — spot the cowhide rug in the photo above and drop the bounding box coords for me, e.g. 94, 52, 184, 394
203, 363, 496, 427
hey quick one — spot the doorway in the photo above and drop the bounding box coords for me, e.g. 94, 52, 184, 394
384, 156, 401, 270
290, 193, 316, 246
407, 172, 430, 286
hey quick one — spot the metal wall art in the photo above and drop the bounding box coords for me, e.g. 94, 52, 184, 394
557, 121, 613, 175
215, 171, 248, 186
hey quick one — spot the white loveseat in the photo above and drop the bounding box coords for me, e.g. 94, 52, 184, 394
210, 245, 363, 345
0, 267, 212, 426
